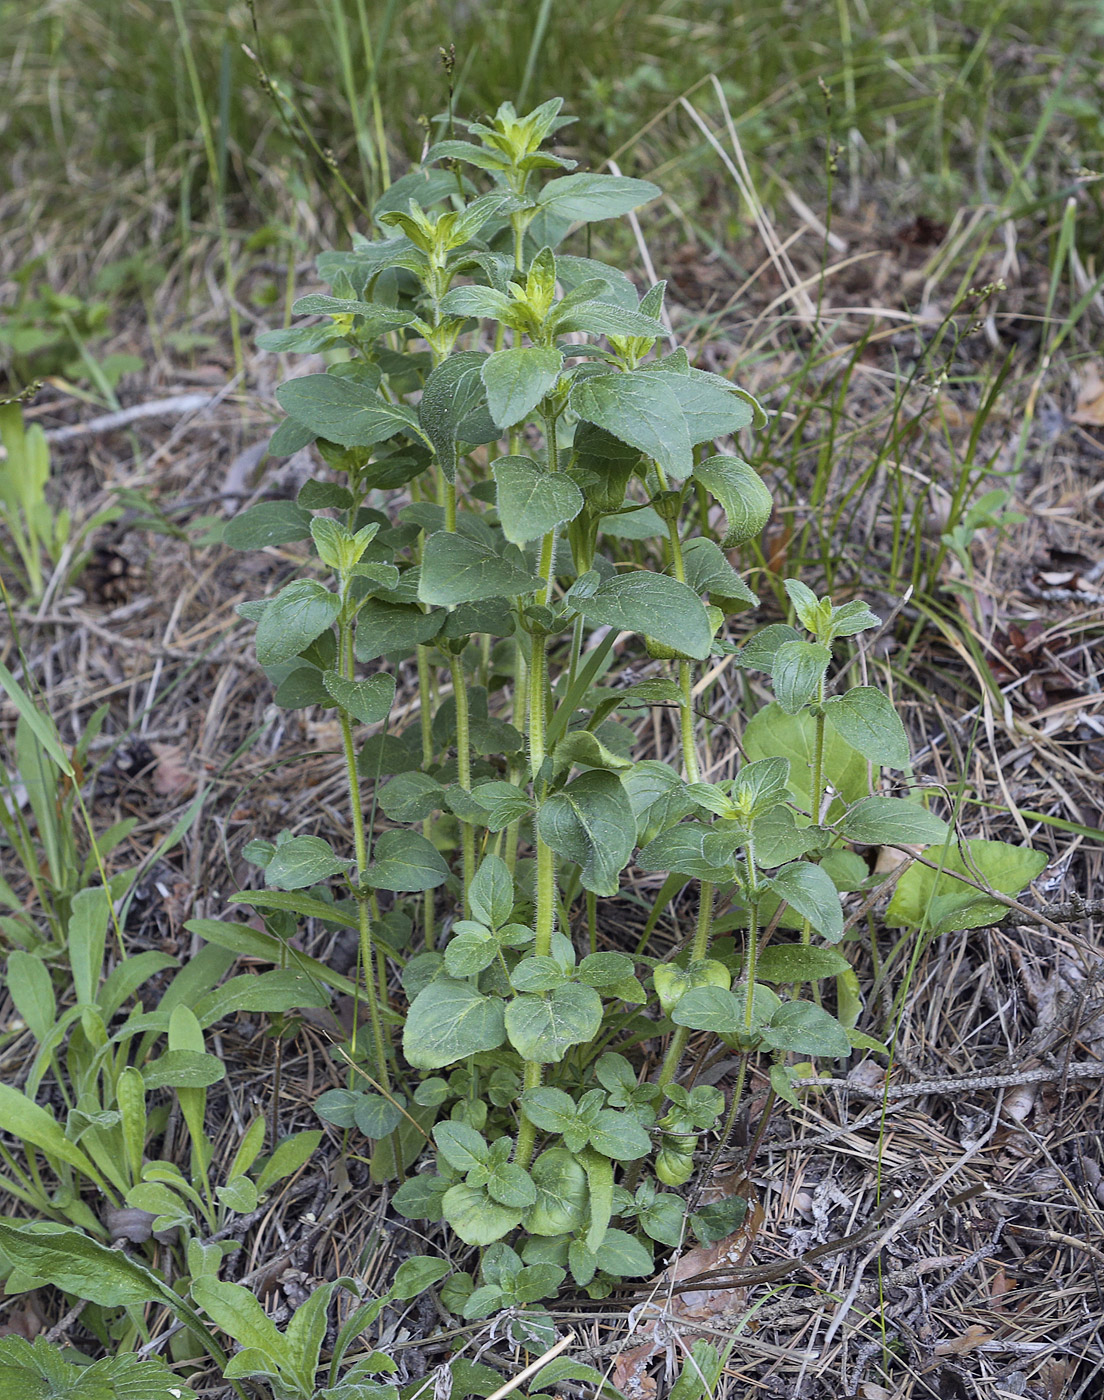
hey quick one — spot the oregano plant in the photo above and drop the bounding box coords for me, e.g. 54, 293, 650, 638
202, 97, 1045, 1308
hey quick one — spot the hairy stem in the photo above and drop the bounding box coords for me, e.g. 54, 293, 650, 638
450, 651, 475, 915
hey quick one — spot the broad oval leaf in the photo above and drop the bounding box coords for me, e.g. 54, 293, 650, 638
822, 686, 910, 769
762, 1000, 852, 1057
692, 455, 772, 546
366, 829, 450, 892
482, 347, 563, 429
537, 771, 635, 897
493, 455, 584, 544
276, 374, 424, 448
838, 796, 950, 846
403, 979, 507, 1069
767, 861, 844, 942
418, 532, 542, 605
772, 641, 831, 714
504, 983, 602, 1063
755, 944, 851, 983
255, 580, 341, 667
440, 1183, 522, 1246
570, 371, 691, 479
570, 571, 712, 660
265, 834, 346, 890
322, 671, 396, 725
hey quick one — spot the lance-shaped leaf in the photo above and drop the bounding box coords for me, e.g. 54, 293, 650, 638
482, 347, 563, 429
418, 351, 489, 482
276, 374, 424, 448
692, 454, 773, 546
570, 372, 692, 478
493, 455, 584, 544
568, 571, 712, 660
419, 532, 542, 605
537, 771, 635, 896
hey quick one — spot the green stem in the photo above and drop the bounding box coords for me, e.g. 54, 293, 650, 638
338, 703, 389, 1088
657, 880, 715, 1091
417, 644, 436, 946
803, 681, 827, 947
744, 839, 760, 1031
450, 651, 475, 915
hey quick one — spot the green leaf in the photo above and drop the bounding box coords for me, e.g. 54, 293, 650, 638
488, 1161, 538, 1210
6, 951, 55, 1043
587, 1110, 651, 1161
681, 537, 757, 607
0, 1223, 219, 1361
493, 455, 584, 544
668, 985, 741, 1034
434, 1120, 489, 1172
392, 1255, 451, 1300
442, 924, 500, 980
322, 671, 396, 725
594, 1228, 653, 1278
366, 829, 450, 892
224, 501, 312, 550
767, 862, 844, 942
266, 834, 346, 889
537, 771, 635, 896
256, 1130, 323, 1193
570, 372, 691, 478
755, 944, 851, 982
418, 351, 489, 482
0, 1335, 182, 1400
838, 797, 951, 846
142, 1049, 226, 1090
468, 780, 533, 831
192, 1277, 283, 1363
469, 853, 514, 930
511, 956, 570, 993
505, 983, 603, 1063
691, 455, 772, 546
524, 1148, 589, 1236
822, 686, 911, 769
482, 348, 563, 429
762, 1001, 852, 1057
276, 374, 424, 449
536, 173, 660, 224
570, 571, 712, 660
885, 839, 1048, 933
441, 1183, 522, 1246
750, 805, 819, 868
193, 970, 329, 1026
743, 704, 868, 812
637, 822, 742, 880
419, 531, 542, 605
403, 979, 506, 1069
0, 1086, 104, 1186
772, 641, 831, 714
355, 600, 441, 662
553, 301, 666, 340
378, 771, 445, 823
255, 580, 341, 666
689, 1199, 748, 1247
